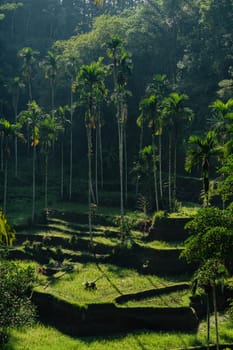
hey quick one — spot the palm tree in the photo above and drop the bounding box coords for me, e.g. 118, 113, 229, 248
139, 95, 160, 211
74, 58, 107, 245
209, 98, 233, 155
185, 131, 219, 207
18, 47, 39, 101
163, 92, 193, 211
19, 101, 43, 223
106, 35, 132, 239
146, 74, 169, 200
40, 113, 63, 209
8, 77, 25, 177
193, 259, 227, 350
40, 50, 59, 110
0, 119, 23, 213
66, 55, 79, 201
54, 106, 69, 199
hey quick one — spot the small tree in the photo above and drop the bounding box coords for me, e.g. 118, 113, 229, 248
193, 259, 227, 350
0, 259, 36, 344
0, 211, 35, 344
185, 131, 219, 207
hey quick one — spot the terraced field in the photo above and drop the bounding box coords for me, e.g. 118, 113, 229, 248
7, 209, 198, 337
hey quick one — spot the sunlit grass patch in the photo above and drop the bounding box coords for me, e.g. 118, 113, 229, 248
124, 289, 191, 308
5, 316, 233, 350
35, 262, 178, 304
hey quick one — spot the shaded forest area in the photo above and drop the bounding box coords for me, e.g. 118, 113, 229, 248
0, 0, 233, 216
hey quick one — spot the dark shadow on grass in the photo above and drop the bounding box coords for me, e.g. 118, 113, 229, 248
96, 263, 123, 295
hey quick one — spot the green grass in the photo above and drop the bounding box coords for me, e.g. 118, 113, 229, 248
124, 289, 191, 308
35, 262, 179, 304
168, 202, 201, 218
3, 316, 233, 350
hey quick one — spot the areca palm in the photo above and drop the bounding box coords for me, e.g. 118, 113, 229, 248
0, 119, 23, 213
139, 95, 160, 211
209, 98, 233, 142
106, 35, 132, 239
185, 131, 219, 207
66, 55, 79, 201
19, 101, 43, 223
18, 47, 39, 101
40, 113, 63, 208
74, 58, 107, 245
163, 92, 193, 211
8, 76, 25, 177
41, 50, 59, 110
54, 106, 70, 199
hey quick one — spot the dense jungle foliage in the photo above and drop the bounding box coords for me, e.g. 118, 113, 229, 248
0, 0, 233, 216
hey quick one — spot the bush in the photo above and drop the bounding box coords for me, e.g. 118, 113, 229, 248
0, 258, 36, 344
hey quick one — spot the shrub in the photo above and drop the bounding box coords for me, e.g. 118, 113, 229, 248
0, 258, 36, 344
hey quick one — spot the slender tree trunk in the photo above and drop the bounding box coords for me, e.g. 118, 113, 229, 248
14, 136, 18, 178
3, 157, 7, 214
28, 78, 32, 101
168, 131, 172, 212
1, 134, 4, 172
32, 146, 36, 223
213, 284, 219, 350
152, 135, 159, 211
206, 294, 210, 350
118, 117, 124, 220
69, 87, 73, 200
159, 133, 163, 199
136, 120, 144, 197
60, 141, 64, 199
87, 127, 93, 246
98, 113, 104, 189
124, 124, 128, 207
13, 96, 19, 178
45, 152, 48, 209
95, 128, 99, 204
173, 138, 177, 211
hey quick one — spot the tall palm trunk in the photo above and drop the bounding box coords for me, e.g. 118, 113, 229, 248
13, 94, 19, 178
136, 120, 144, 197
60, 141, 64, 199
95, 127, 99, 204
173, 138, 177, 211
152, 135, 159, 211
213, 283, 219, 350
3, 157, 8, 214
98, 112, 104, 189
69, 86, 73, 200
206, 293, 210, 350
168, 130, 172, 212
87, 127, 93, 245
45, 152, 48, 209
118, 114, 124, 221
32, 146, 36, 223
158, 133, 163, 199
124, 121, 128, 207
1, 134, 4, 172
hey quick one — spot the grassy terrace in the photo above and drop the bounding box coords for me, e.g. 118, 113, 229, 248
5, 200, 233, 349
34, 262, 189, 304
3, 316, 233, 350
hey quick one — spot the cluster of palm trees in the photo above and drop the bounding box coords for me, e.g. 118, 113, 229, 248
136, 76, 233, 211
137, 75, 194, 212
1, 37, 133, 243
185, 98, 233, 207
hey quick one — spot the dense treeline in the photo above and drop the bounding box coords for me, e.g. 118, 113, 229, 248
0, 0, 233, 218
